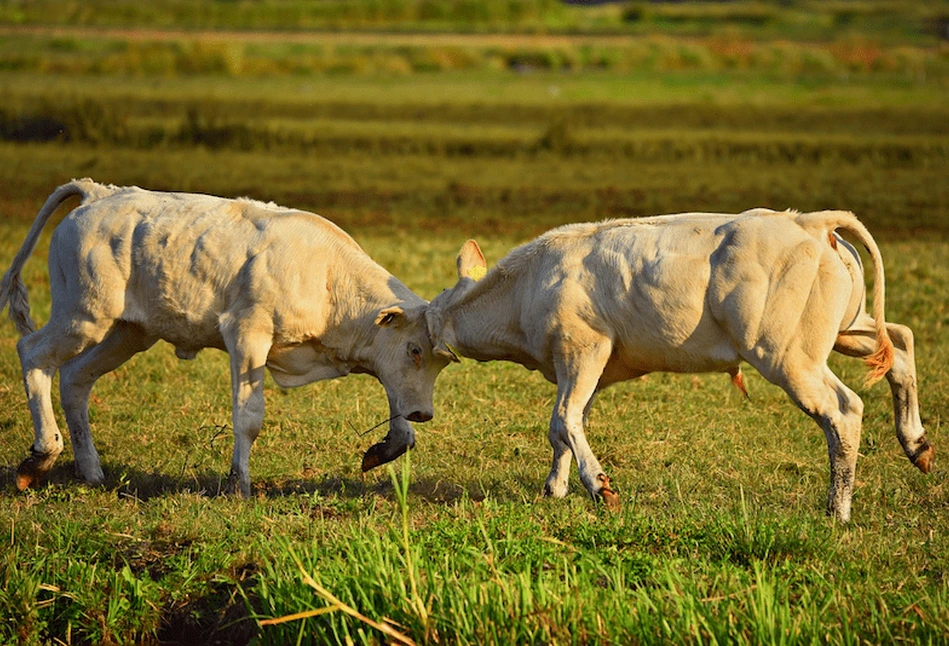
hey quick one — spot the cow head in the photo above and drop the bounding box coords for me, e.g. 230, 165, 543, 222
371, 303, 452, 423
426, 239, 487, 363
361, 302, 454, 471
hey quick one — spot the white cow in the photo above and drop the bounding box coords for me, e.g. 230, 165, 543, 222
0, 179, 452, 496
426, 209, 933, 522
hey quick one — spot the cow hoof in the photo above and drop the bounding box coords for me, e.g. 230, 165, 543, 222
542, 481, 569, 498
74, 458, 106, 485
601, 488, 620, 510
597, 474, 620, 510
15, 451, 58, 491
15, 469, 36, 492
78, 468, 106, 487
224, 470, 251, 497
914, 443, 935, 474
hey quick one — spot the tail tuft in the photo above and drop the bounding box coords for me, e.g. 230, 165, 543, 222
864, 328, 894, 387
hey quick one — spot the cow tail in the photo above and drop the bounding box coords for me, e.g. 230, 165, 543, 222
0, 179, 107, 337
800, 210, 894, 385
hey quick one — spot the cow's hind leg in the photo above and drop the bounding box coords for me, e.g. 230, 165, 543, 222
544, 336, 618, 507
835, 319, 933, 473
16, 319, 113, 490
773, 365, 864, 523
222, 318, 273, 497
59, 322, 157, 485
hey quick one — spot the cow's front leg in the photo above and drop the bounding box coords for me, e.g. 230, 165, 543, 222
223, 322, 272, 497
362, 393, 415, 471
545, 336, 617, 507
542, 428, 573, 499
545, 392, 600, 497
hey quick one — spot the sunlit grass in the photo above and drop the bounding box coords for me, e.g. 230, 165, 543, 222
2, 216, 946, 642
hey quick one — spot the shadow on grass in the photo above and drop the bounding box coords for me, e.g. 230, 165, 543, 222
4, 455, 576, 512
158, 568, 260, 646
4, 458, 493, 506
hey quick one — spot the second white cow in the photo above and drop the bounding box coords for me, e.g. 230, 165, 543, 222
0, 179, 452, 496
426, 209, 933, 522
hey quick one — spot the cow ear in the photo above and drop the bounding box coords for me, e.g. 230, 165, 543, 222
457, 239, 487, 281
375, 306, 405, 327
434, 340, 461, 363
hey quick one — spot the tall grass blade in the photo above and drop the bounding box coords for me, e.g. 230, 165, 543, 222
261, 547, 417, 646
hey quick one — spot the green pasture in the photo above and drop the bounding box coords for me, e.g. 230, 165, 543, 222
2, 4, 949, 644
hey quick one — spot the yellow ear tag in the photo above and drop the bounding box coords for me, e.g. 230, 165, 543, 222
446, 342, 463, 361
466, 265, 487, 281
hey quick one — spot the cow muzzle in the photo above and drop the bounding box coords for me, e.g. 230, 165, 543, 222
405, 410, 433, 423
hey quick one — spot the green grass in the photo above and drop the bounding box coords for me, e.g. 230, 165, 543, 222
2, 202, 946, 644
1, 6, 948, 644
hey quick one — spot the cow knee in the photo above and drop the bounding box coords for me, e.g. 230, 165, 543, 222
16, 334, 44, 371
547, 423, 565, 448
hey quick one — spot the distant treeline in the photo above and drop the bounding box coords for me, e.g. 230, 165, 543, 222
3, 0, 949, 44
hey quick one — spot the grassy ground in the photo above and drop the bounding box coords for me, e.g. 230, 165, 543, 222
2, 4, 949, 644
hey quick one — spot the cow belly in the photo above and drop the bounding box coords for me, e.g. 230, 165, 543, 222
115, 251, 231, 350
146, 320, 225, 355
602, 333, 741, 386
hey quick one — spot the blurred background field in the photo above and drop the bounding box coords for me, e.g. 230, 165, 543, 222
1, 1, 948, 644
2, 0, 948, 240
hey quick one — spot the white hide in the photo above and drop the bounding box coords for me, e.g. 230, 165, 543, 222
427, 209, 932, 522
1, 179, 449, 495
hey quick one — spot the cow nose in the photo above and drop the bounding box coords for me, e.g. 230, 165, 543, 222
406, 410, 433, 423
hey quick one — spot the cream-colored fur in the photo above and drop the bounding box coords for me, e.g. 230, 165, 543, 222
427, 209, 931, 522
1, 179, 451, 495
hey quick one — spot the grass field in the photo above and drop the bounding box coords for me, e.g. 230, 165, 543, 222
2, 2, 948, 644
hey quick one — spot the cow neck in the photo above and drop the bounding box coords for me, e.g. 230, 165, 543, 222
323, 253, 416, 366
446, 273, 529, 365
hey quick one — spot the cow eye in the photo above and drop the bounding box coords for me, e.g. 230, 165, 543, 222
407, 343, 422, 368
